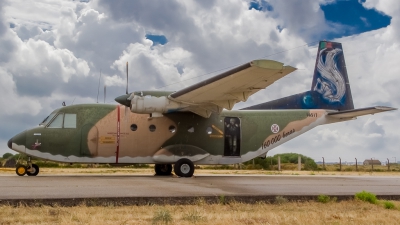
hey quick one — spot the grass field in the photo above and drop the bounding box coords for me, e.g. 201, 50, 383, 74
0, 199, 400, 224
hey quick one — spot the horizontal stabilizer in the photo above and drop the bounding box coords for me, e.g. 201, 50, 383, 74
328, 106, 397, 119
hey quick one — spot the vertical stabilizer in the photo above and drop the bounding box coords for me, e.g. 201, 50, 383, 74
310, 41, 354, 110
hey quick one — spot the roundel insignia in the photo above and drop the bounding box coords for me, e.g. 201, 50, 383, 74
271, 124, 279, 134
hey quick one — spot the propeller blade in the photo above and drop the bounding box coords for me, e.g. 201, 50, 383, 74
126, 62, 128, 95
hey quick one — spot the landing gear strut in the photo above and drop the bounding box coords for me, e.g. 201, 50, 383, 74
154, 164, 172, 176
15, 157, 40, 176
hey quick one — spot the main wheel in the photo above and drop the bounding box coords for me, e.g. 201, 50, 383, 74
174, 158, 194, 177
27, 164, 40, 176
16, 165, 27, 176
155, 164, 172, 176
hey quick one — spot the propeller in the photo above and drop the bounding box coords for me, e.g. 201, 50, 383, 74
115, 61, 132, 107
123, 62, 130, 123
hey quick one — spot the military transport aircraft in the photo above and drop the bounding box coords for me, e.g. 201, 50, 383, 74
7, 41, 396, 177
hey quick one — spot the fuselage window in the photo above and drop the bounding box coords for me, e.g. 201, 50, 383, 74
206, 127, 212, 134
48, 114, 64, 128
64, 114, 77, 128
188, 126, 194, 133
131, 124, 138, 131
149, 125, 156, 132
169, 125, 176, 133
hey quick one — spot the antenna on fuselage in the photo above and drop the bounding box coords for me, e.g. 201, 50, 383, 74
97, 69, 102, 103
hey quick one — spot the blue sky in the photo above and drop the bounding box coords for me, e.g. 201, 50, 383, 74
147, 1, 391, 47
1, 0, 399, 163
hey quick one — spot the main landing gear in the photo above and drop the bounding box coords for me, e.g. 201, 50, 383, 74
174, 158, 194, 177
15, 157, 40, 176
154, 164, 172, 176
154, 158, 195, 177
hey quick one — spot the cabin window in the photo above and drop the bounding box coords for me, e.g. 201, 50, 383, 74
149, 125, 156, 132
206, 127, 212, 134
130, 124, 137, 131
64, 114, 77, 128
48, 114, 64, 128
169, 125, 176, 133
188, 126, 194, 133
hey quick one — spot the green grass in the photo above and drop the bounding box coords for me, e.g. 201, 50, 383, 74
355, 191, 377, 204
383, 201, 396, 209
317, 195, 330, 203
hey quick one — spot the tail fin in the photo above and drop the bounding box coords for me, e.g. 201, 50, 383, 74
243, 41, 354, 111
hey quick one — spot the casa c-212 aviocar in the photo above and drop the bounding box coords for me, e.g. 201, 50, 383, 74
7, 41, 396, 177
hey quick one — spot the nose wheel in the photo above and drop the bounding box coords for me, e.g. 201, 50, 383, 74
16, 165, 27, 176
15, 157, 40, 176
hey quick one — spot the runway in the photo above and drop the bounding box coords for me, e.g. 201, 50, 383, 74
1, 175, 399, 201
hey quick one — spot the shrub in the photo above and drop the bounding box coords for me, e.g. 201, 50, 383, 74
304, 160, 318, 171
383, 201, 396, 209
152, 208, 172, 225
182, 210, 205, 223
355, 191, 377, 204
219, 195, 226, 205
317, 195, 330, 203
275, 196, 288, 205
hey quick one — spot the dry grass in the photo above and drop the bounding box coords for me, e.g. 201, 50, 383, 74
0, 200, 400, 224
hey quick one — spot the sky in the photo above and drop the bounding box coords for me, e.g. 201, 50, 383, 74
0, 0, 399, 163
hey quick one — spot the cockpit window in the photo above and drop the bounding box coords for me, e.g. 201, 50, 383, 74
64, 114, 77, 128
40, 112, 56, 126
48, 114, 64, 128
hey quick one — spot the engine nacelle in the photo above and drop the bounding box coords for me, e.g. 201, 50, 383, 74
130, 95, 185, 114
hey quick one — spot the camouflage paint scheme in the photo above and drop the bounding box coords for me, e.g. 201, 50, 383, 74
10, 105, 342, 164
8, 41, 395, 167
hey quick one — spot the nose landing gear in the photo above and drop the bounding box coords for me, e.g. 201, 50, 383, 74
15, 157, 40, 176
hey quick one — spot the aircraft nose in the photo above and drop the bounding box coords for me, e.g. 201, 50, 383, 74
115, 94, 131, 107
8, 138, 12, 149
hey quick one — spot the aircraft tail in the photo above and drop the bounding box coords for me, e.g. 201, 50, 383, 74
243, 41, 354, 110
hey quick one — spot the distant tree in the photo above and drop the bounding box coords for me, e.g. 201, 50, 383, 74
244, 153, 318, 170
2, 153, 13, 159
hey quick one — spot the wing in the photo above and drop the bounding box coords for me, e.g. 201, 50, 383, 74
169, 60, 296, 117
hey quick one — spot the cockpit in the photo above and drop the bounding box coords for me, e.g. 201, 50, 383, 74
39, 110, 77, 128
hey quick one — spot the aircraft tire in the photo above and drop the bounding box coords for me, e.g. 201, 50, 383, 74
27, 164, 40, 176
154, 164, 172, 176
174, 158, 194, 177
16, 165, 27, 176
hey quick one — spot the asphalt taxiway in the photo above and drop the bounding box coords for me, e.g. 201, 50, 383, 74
1, 175, 399, 200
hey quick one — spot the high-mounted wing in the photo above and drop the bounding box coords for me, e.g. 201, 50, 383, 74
169, 60, 296, 117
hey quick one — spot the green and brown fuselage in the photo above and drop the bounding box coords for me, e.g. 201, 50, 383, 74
9, 104, 345, 165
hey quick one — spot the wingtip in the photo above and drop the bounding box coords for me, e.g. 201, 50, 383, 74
374, 106, 397, 111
